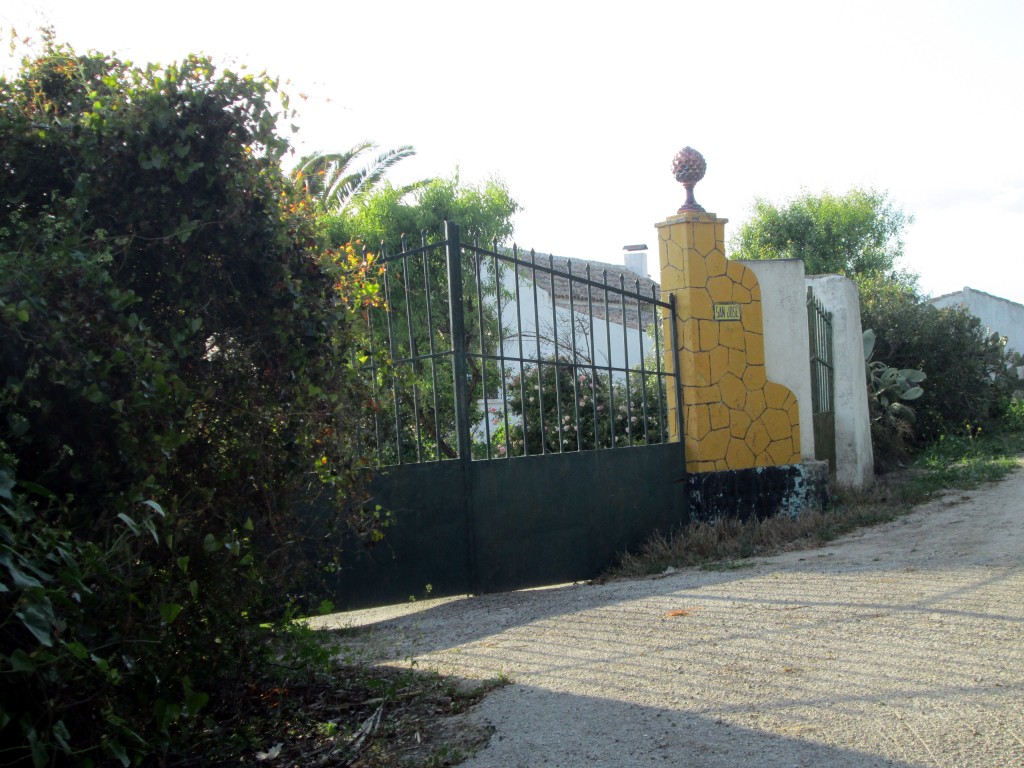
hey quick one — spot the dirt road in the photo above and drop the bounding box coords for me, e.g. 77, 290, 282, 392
323, 465, 1024, 767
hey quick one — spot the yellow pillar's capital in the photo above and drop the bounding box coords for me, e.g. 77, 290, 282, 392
655, 212, 728, 229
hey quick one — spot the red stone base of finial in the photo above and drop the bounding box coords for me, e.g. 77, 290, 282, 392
677, 184, 705, 213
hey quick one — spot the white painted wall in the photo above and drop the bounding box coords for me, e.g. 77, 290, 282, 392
737, 259, 816, 462
929, 286, 1024, 358
806, 274, 874, 488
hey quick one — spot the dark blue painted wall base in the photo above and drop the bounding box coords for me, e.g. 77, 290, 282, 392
684, 460, 831, 523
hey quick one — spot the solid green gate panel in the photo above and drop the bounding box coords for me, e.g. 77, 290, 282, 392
319, 461, 473, 610
470, 443, 688, 593
319, 443, 688, 610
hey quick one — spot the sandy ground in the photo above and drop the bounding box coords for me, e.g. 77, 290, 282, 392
317, 466, 1024, 767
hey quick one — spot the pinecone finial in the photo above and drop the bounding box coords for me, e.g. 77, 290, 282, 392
672, 147, 707, 213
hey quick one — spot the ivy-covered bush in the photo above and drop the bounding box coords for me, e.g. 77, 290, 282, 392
0, 40, 376, 765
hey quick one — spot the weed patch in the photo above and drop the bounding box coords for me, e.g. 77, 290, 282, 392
178, 630, 507, 767
611, 428, 1023, 579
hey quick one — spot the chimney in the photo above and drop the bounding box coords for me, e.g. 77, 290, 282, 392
622, 243, 649, 278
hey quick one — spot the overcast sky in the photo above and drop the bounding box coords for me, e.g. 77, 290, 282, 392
4, 0, 1023, 305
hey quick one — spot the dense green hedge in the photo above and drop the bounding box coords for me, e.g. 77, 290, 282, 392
858, 275, 1021, 466
1, 41, 376, 765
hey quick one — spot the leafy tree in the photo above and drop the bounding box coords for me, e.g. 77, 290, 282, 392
732, 188, 911, 278
333, 173, 519, 248
329, 175, 520, 463
0, 40, 377, 764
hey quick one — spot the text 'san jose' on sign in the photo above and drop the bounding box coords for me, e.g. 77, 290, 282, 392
713, 303, 741, 321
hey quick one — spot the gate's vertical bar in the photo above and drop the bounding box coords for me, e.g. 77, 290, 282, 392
422, 231, 443, 461
603, 270, 616, 447
669, 294, 685, 463
445, 221, 472, 464
634, 279, 650, 444
513, 247, 529, 456
362, 244, 384, 464
549, 256, 564, 452
400, 237, 424, 462
444, 221, 479, 596
620, 273, 634, 446
473, 244, 491, 457
586, 265, 600, 447
567, 261, 582, 451
651, 284, 667, 442
531, 250, 545, 454
825, 305, 834, 413
493, 247, 511, 459
380, 242, 404, 464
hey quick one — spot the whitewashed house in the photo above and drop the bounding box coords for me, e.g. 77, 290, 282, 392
928, 286, 1024, 358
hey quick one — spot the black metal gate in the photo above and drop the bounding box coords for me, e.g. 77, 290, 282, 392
322, 222, 689, 609
807, 286, 836, 477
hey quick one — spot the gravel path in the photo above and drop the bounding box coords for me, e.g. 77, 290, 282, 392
320, 465, 1024, 767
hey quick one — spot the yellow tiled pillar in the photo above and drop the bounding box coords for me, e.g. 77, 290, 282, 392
657, 211, 801, 473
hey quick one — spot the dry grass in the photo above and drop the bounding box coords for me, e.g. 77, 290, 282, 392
610, 478, 914, 578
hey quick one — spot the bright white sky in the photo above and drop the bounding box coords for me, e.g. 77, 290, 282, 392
4, 0, 1024, 305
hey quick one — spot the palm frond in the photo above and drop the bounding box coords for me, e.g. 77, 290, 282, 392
337, 145, 416, 209
291, 142, 417, 215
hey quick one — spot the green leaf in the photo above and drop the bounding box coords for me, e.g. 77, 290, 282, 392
2, 558, 44, 589
159, 603, 183, 624
176, 555, 190, 574
105, 738, 130, 767
154, 698, 181, 732
16, 604, 54, 647
142, 499, 165, 516
117, 513, 141, 537
82, 384, 106, 404
110, 289, 139, 311
17, 481, 57, 500
202, 534, 218, 553
862, 329, 876, 359
65, 641, 90, 660
176, 215, 195, 243
142, 516, 159, 545
52, 720, 72, 753
184, 688, 209, 717
9, 648, 35, 672
0, 469, 13, 500
28, 726, 47, 768
902, 386, 924, 401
